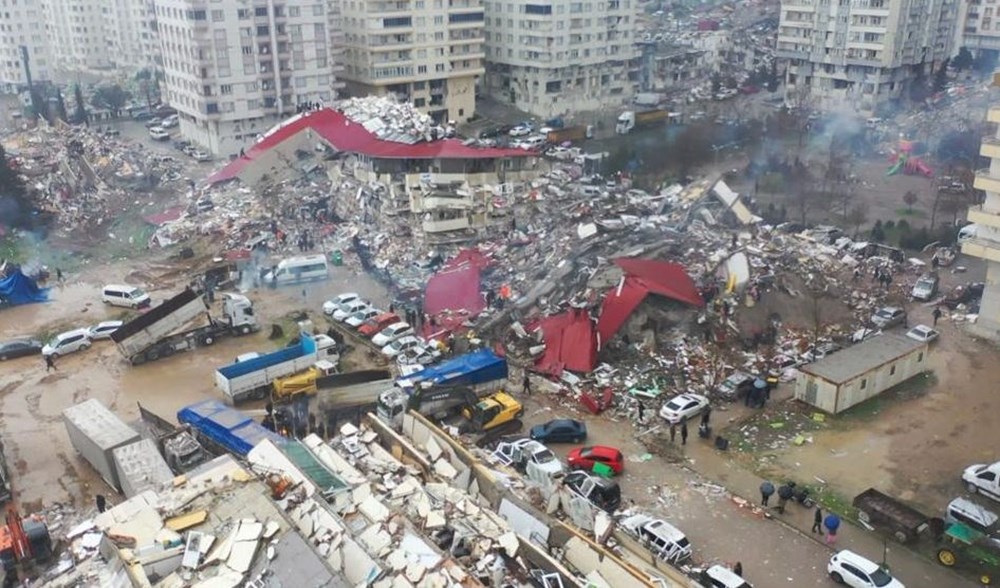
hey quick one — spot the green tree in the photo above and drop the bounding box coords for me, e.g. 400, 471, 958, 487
73, 84, 89, 125
903, 190, 918, 212
91, 84, 131, 114
0, 145, 32, 229
953, 47, 974, 71
933, 58, 950, 92
871, 220, 885, 243
54, 90, 67, 122
846, 204, 869, 238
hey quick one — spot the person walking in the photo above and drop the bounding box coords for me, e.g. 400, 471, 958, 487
733, 562, 743, 577
44, 354, 57, 372
812, 506, 824, 533
669, 421, 677, 443
701, 406, 712, 427
776, 483, 793, 514
56, 267, 64, 283
760, 481, 775, 506
933, 306, 942, 326
96, 494, 107, 513
522, 372, 531, 396
680, 418, 689, 445
636, 402, 646, 423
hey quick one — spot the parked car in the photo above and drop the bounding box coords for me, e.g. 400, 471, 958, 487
381, 335, 422, 358
566, 445, 624, 475
620, 513, 692, 563
851, 327, 882, 343
530, 419, 587, 444
911, 273, 940, 302
942, 282, 985, 310
42, 328, 92, 357
478, 127, 503, 139
905, 324, 939, 343
799, 341, 843, 363
717, 372, 754, 401
945, 497, 1000, 540
87, 320, 124, 340
0, 338, 43, 361
160, 114, 179, 128
827, 550, 904, 588
562, 470, 621, 512
493, 439, 563, 477
322, 293, 360, 315
508, 125, 532, 137
659, 393, 710, 424
173, 139, 192, 151
871, 306, 907, 329
699, 565, 753, 588
345, 307, 381, 328
191, 150, 212, 162
372, 322, 414, 347
131, 110, 154, 121
143, 117, 163, 128
148, 126, 170, 141
396, 345, 440, 366
963, 462, 1000, 502
359, 312, 400, 338
332, 299, 371, 322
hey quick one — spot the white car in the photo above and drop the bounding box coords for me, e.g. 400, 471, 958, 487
492, 439, 564, 477
381, 335, 422, 358
87, 320, 124, 340
658, 393, 710, 424
372, 322, 414, 347
160, 114, 179, 128
508, 125, 532, 137
42, 328, 92, 357
827, 550, 904, 588
345, 307, 380, 328
963, 462, 1000, 502
148, 126, 170, 141
905, 324, 939, 343
332, 300, 371, 322
851, 327, 882, 343
191, 150, 212, 162
323, 293, 360, 315
396, 345, 441, 366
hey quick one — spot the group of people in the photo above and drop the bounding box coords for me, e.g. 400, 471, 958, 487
760, 481, 841, 544
667, 408, 712, 446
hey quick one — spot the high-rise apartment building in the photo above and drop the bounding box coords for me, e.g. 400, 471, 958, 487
958, 1, 1000, 55
0, 0, 52, 90
777, 0, 956, 113
338, 0, 485, 124
156, 0, 343, 156
482, 0, 639, 118
105, 0, 161, 71
46, 0, 115, 72
964, 86, 1000, 339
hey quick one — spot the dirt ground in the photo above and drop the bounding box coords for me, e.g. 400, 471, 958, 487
0, 258, 391, 512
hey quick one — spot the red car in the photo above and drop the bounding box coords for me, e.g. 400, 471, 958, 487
567, 445, 624, 476
359, 312, 400, 338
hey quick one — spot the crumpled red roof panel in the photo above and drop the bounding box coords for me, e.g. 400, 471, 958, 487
207, 108, 530, 184
596, 277, 650, 345
534, 309, 598, 376
614, 258, 704, 307
424, 266, 485, 316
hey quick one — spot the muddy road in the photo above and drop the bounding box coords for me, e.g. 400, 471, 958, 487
0, 261, 390, 510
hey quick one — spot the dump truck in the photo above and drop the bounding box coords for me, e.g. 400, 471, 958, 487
546, 125, 593, 144
215, 332, 339, 404
272, 359, 341, 400
177, 399, 285, 458
395, 348, 508, 393
614, 109, 682, 134
316, 369, 395, 428
110, 288, 259, 365
137, 402, 209, 474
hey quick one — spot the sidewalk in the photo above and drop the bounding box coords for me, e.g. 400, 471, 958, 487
682, 430, 974, 587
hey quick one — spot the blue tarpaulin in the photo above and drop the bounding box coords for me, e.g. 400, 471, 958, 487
0, 270, 47, 306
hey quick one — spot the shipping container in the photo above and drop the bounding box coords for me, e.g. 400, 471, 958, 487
113, 438, 175, 498
62, 399, 140, 490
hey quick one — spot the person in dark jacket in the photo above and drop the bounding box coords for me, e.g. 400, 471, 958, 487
733, 561, 743, 577
680, 417, 689, 445
776, 483, 794, 514
760, 481, 775, 506
812, 506, 824, 533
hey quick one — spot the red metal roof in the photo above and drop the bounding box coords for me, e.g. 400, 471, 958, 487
424, 265, 485, 316
534, 309, 598, 376
207, 108, 531, 184
596, 258, 703, 344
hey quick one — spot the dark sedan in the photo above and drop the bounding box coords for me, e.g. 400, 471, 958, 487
529, 419, 587, 444
0, 338, 43, 361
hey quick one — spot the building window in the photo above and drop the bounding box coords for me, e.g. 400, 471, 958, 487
525, 4, 552, 14
449, 12, 484, 23
237, 8, 250, 19
313, 4, 324, 15
384, 16, 412, 27
257, 25, 269, 36
414, 97, 425, 107
254, 7, 267, 16
211, 9, 223, 21
220, 84, 232, 94
206, 102, 219, 113
860, 378, 867, 390
289, 6, 300, 16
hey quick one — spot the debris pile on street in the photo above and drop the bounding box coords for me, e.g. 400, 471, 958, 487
338, 96, 446, 143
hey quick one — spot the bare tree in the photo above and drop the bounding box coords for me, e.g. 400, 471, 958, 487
846, 203, 869, 238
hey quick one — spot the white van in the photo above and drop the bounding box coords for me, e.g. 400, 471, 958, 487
958, 223, 980, 244
102, 284, 151, 309
264, 255, 329, 286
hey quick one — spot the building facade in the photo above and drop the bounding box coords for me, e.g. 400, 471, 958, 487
105, 0, 161, 71
0, 0, 52, 90
957, 0, 1000, 55
963, 89, 1000, 339
45, 0, 115, 72
482, 0, 640, 118
338, 0, 484, 124
777, 0, 956, 114
156, 0, 343, 157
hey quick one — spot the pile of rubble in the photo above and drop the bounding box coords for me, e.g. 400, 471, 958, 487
338, 96, 445, 144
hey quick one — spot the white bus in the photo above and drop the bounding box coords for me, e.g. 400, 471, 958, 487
264, 255, 330, 286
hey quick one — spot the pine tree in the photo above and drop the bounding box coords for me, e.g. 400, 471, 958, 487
0, 145, 32, 229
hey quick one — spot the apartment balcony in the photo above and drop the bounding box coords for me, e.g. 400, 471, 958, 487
423, 216, 470, 233
422, 195, 474, 210
961, 237, 1000, 263
982, 136, 1000, 160
988, 106, 1000, 124
967, 204, 1000, 232
975, 168, 1000, 195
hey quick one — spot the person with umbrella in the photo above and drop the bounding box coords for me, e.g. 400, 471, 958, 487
824, 512, 842, 545
760, 480, 775, 507
776, 482, 794, 514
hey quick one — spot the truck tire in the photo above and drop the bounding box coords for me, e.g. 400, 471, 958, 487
240, 325, 251, 335
937, 548, 957, 567
857, 510, 871, 524
894, 530, 909, 543
968, 482, 980, 495
147, 350, 159, 361
829, 571, 845, 584
203, 335, 215, 345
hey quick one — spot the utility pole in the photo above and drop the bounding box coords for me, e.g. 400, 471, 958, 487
19, 45, 37, 120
